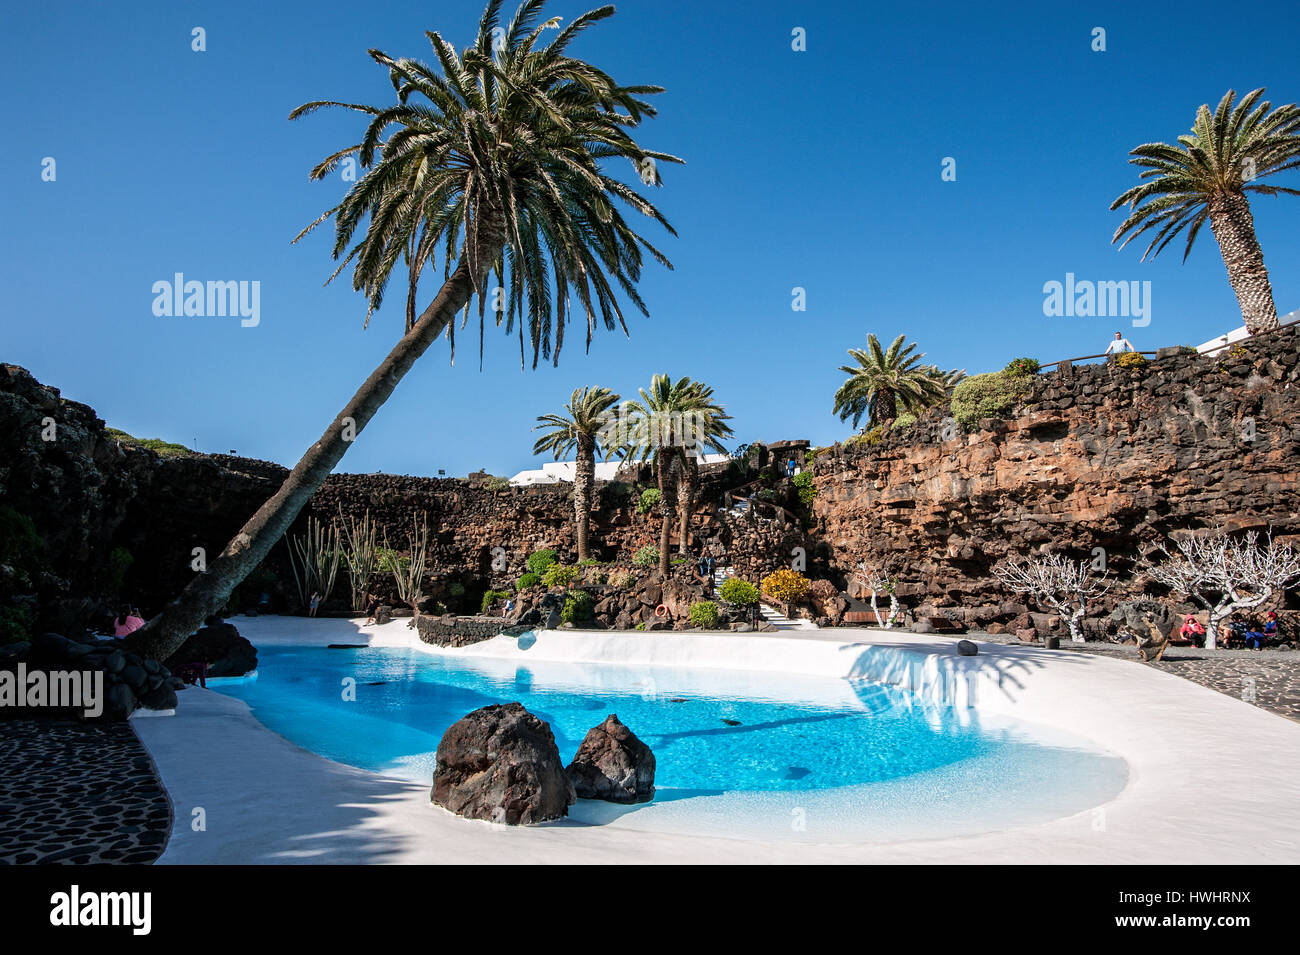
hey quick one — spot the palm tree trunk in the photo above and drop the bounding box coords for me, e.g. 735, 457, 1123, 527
869, 390, 897, 428
574, 434, 595, 562
128, 237, 503, 661
656, 455, 674, 577
1209, 191, 1279, 334
676, 454, 697, 555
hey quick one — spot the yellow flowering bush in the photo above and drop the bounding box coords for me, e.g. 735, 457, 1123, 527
761, 569, 809, 604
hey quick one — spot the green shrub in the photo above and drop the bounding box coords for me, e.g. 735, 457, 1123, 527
792, 471, 817, 505
890, 412, 917, 431
105, 427, 191, 457
527, 548, 559, 574
637, 488, 660, 514
541, 564, 580, 588
689, 601, 720, 629
375, 546, 407, 574
844, 426, 886, 449
516, 572, 542, 589
0, 505, 42, 572
635, 621, 647, 631
485, 476, 511, 491
718, 577, 761, 606
481, 589, 509, 614
106, 546, 134, 594
632, 545, 659, 569
561, 590, 594, 624
1003, 357, 1040, 376
950, 371, 1033, 430
0, 602, 35, 646
1116, 351, 1148, 369
446, 581, 466, 598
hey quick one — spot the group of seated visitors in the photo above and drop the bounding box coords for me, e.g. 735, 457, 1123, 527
1177, 611, 1281, 649
1224, 611, 1279, 650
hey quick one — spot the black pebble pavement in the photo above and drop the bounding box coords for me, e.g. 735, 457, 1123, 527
0, 720, 171, 864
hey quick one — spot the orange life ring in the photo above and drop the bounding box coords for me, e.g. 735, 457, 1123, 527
654, 603, 669, 618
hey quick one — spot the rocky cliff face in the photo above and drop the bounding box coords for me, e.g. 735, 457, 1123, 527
7, 326, 1297, 636
0, 363, 744, 624
809, 328, 1300, 628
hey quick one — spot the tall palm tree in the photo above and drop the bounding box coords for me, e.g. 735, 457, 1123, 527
129, 0, 680, 660
619, 375, 718, 576
1110, 88, 1300, 335
532, 386, 621, 562
672, 383, 732, 555
832, 334, 950, 430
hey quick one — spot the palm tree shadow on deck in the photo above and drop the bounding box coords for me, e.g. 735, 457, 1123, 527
837, 639, 1103, 708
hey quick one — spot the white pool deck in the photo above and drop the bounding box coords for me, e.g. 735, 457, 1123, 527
132, 616, 1300, 864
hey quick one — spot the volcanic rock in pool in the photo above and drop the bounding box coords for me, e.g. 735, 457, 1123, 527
721, 718, 742, 726
564, 714, 656, 804
957, 639, 979, 656
784, 766, 812, 780
431, 702, 575, 825
163, 620, 257, 677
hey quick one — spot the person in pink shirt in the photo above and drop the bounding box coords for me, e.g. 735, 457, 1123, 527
112, 607, 146, 637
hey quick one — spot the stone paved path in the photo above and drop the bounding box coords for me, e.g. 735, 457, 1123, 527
0, 720, 171, 864
974, 634, 1300, 722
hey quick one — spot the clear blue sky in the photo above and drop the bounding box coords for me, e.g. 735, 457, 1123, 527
3, 0, 1297, 477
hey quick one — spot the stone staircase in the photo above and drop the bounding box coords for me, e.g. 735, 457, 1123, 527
712, 567, 817, 632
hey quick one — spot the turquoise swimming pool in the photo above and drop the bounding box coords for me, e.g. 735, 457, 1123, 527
212, 644, 1127, 841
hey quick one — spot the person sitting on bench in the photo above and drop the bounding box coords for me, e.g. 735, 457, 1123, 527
1178, 614, 1206, 647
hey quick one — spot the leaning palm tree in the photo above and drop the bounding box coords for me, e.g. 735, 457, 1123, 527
129, 0, 680, 660
672, 383, 732, 555
619, 375, 716, 576
1110, 88, 1300, 335
832, 334, 950, 429
532, 386, 621, 562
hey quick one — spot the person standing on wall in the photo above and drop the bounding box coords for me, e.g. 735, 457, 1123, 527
1104, 331, 1135, 356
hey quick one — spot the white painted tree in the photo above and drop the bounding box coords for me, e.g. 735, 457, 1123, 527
854, 562, 901, 628
992, 553, 1111, 643
1145, 531, 1300, 649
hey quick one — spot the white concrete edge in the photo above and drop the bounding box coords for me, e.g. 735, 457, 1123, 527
136, 614, 1300, 862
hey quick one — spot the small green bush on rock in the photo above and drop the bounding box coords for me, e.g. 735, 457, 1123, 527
890, 412, 917, 431
792, 471, 817, 505
542, 564, 580, 588
516, 572, 541, 589
1003, 357, 1040, 376
481, 589, 509, 614
527, 548, 558, 574
689, 601, 720, 629
950, 370, 1033, 431
561, 590, 594, 624
632, 545, 659, 569
637, 488, 660, 514
718, 578, 761, 606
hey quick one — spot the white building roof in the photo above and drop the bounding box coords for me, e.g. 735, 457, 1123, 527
509, 453, 729, 487
1197, 309, 1298, 354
